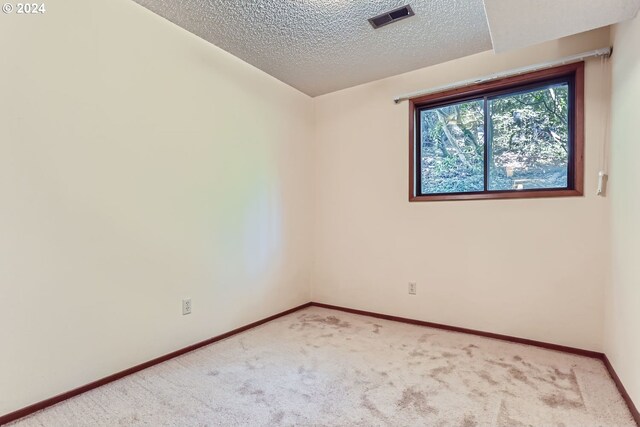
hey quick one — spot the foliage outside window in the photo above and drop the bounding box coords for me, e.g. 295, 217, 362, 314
409, 63, 584, 201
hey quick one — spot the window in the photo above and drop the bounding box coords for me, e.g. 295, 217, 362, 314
409, 63, 584, 201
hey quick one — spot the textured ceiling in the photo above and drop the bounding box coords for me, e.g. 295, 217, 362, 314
131, 0, 493, 96
484, 0, 640, 52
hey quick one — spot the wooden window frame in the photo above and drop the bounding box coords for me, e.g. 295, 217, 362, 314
409, 62, 584, 202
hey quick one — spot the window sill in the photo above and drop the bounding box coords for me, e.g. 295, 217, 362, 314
409, 189, 583, 202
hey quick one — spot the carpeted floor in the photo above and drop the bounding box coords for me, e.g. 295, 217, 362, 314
8, 307, 635, 426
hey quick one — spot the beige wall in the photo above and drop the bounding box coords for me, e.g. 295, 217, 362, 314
312, 28, 612, 352
605, 14, 640, 408
0, 0, 313, 415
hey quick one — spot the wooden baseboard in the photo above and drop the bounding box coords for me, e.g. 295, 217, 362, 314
602, 354, 640, 426
310, 302, 603, 358
3, 301, 638, 427
310, 302, 639, 426
0, 302, 312, 425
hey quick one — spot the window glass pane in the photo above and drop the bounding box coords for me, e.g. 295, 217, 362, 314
488, 83, 570, 191
420, 100, 485, 194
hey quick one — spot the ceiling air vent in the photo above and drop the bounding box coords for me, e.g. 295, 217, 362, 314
368, 5, 414, 29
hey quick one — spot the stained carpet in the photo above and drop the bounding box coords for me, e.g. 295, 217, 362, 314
8, 307, 635, 426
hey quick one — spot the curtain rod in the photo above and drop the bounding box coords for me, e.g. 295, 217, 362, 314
393, 46, 612, 104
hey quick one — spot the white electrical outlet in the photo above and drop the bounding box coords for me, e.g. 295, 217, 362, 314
182, 298, 192, 315
408, 282, 417, 295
